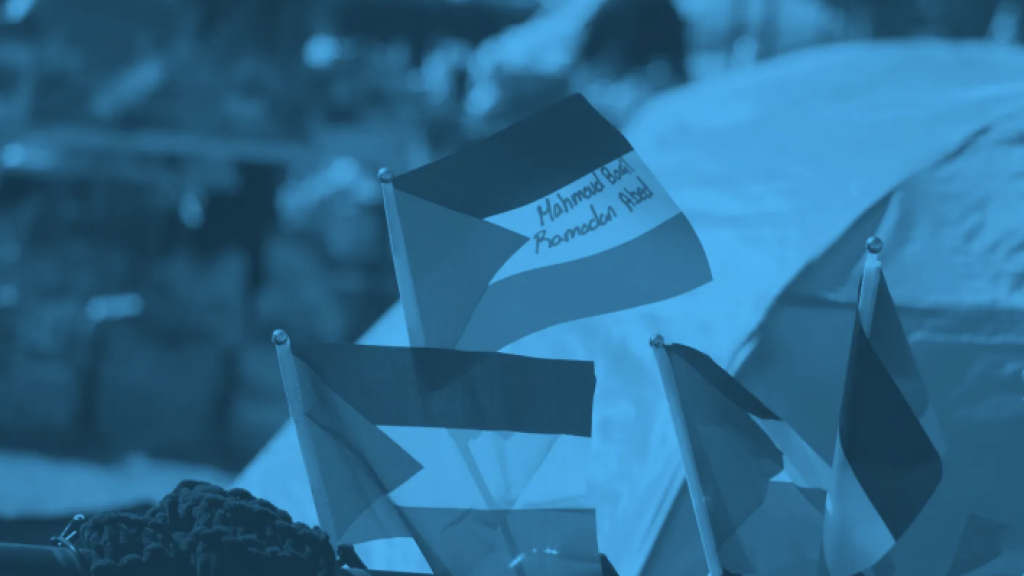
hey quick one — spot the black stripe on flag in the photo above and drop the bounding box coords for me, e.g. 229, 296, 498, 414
394, 94, 634, 219
293, 343, 596, 437
666, 343, 780, 421
861, 271, 930, 417
840, 272, 942, 542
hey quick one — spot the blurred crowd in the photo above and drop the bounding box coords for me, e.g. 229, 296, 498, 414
0, 0, 1021, 477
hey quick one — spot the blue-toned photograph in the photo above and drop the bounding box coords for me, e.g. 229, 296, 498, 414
1, 0, 1023, 575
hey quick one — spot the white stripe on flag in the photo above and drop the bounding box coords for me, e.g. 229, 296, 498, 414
484, 151, 681, 283
823, 442, 895, 576
379, 426, 593, 510
757, 418, 832, 490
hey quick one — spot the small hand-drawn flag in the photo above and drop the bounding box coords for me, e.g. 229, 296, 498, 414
650, 340, 824, 576
273, 333, 601, 576
823, 252, 944, 576
383, 94, 711, 351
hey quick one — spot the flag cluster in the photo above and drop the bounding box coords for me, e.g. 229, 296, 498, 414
271, 92, 966, 576
649, 243, 953, 576
272, 94, 712, 576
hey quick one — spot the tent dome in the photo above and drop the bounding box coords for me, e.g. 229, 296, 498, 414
236, 39, 1024, 576
736, 110, 1024, 575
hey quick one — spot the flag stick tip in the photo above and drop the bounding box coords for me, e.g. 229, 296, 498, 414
865, 236, 884, 254
649, 335, 665, 348
377, 167, 394, 184
271, 329, 290, 346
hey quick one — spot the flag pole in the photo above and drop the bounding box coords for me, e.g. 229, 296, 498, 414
378, 167, 427, 347
858, 237, 885, 334
272, 332, 453, 574
376, 170, 529, 576
824, 237, 885, 576
650, 335, 724, 576
271, 329, 341, 541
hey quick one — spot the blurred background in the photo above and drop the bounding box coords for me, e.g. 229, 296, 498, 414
0, 0, 1021, 546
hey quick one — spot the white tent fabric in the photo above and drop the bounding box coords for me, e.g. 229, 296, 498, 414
234, 40, 1024, 576
733, 108, 1024, 576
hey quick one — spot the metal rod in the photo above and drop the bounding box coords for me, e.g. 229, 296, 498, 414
377, 168, 427, 347
858, 236, 885, 335
649, 335, 724, 576
272, 329, 341, 542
